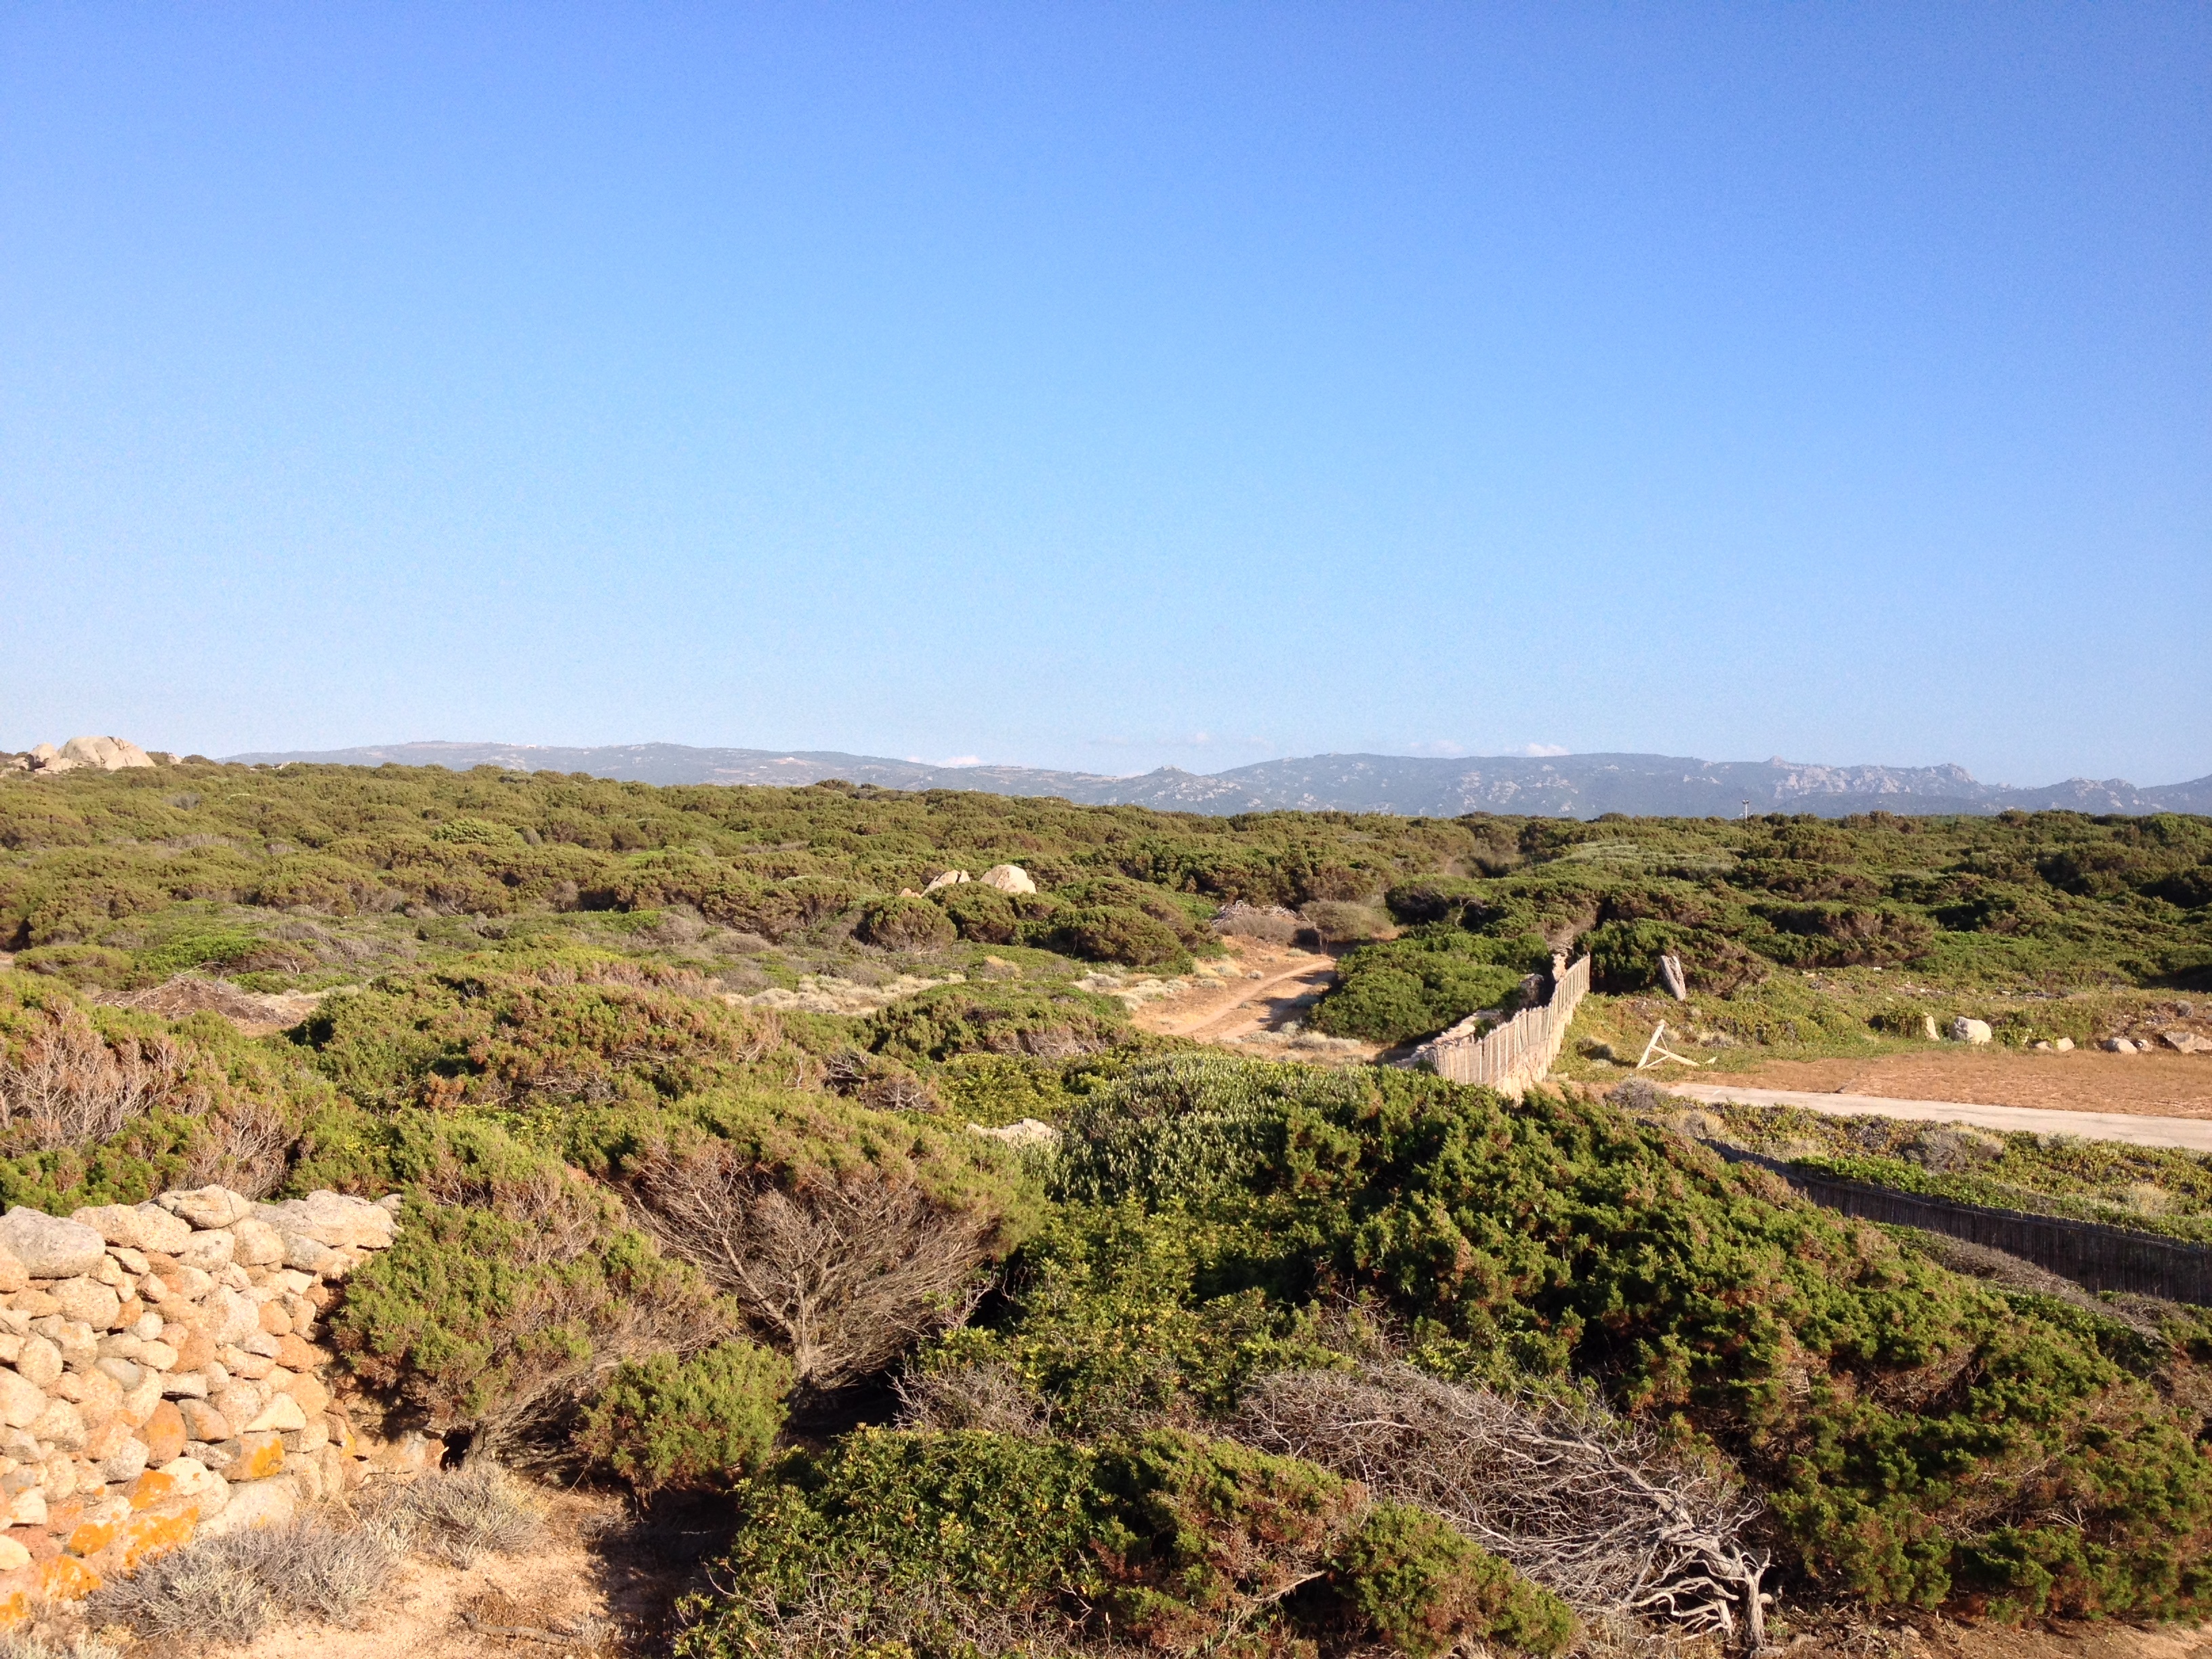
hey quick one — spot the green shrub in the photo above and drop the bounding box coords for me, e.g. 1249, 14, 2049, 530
297, 954, 794, 1111
933, 880, 1020, 943
1384, 876, 1489, 925
578, 1340, 792, 1492
1311, 928, 1547, 1044
1034, 903, 1189, 968
854, 894, 956, 951
330, 1196, 733, 1452
947, 1059, 2212, 1618
673, 1428, 1572, 1658
860, 982, 1129, 1063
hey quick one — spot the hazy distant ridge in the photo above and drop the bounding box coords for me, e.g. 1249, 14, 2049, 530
222, 741, 2212, 819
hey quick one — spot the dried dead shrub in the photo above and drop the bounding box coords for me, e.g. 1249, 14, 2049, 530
893, 1360, 1053, 1438
630, 1139, 1000, 1389
1235, 1362, 1771, 1650
83, 1512, 401, 1642
0, 1004, 192, 1149
375, 1462, 546, 1567
182, 1092, 294, 1197
1210, 902, 1300, 945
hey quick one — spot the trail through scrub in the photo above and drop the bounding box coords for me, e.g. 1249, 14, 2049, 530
1129, 939, 1354, 1046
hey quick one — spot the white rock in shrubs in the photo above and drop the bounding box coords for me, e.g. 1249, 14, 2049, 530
1949, 1017, 1994, 1044
253, 1191, 396, 1252
978, 863, 1037, 895
923, 869, 971, 892
968, 1119, 1062, 1151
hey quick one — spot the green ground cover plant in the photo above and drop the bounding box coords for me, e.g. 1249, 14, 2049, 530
8, 761, 2212, 1645
673, 1426, 1575, 1659
920, 1056, 2212, 1622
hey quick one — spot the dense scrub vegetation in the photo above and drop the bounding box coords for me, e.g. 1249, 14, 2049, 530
3, 764, 2207, 1055
6, 762, 2212, 1647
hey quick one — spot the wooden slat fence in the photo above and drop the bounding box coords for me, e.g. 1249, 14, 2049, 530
1710, 1143, 2212, 1305
1418, 954, 1591, 1094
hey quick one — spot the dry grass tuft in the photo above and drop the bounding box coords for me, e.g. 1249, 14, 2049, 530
80, 1464, 545, 1645
0, 1631, 129, 1659
379, 1460, 546, 1566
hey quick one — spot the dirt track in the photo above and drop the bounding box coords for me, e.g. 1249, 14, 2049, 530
1705, 1048, 2212, 1119
1132, 939, 1340, 1042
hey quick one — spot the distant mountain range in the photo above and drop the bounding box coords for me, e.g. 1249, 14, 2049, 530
222, 740, 2212, 820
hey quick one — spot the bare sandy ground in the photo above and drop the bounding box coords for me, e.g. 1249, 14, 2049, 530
1132, 939, 1340, 1040
1706, 1048, 2212, 1119
137, 1488, 663, 1659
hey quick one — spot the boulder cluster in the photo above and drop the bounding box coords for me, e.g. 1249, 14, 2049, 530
0, 1186, 416, 1626
2, 737, 163, 776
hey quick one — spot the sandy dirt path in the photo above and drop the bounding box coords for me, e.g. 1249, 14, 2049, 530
1700, 1049, 2212, 1118
1133, 939, 1342, 1042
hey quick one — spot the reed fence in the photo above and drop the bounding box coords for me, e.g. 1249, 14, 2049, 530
1711, 1143, 2212, 1305
1418, 953, 1591, 1094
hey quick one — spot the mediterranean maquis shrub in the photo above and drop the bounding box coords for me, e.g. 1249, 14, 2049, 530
923, 1057, 2212, 1620
673, 1428, 1575, 1659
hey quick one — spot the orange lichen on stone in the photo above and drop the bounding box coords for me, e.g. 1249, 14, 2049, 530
36, 1554, 100, 1602
64, 1517, 118, 1558
237, 1432, 286, 1480
0, 1586, 30, 1631
113, 1509, 194, 1572
127, 1470, 178, 1511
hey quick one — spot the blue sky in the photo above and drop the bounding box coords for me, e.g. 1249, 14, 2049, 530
3, 3, 2207, 785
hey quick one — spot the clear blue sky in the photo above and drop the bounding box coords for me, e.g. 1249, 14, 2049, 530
3, 4, 2207, 785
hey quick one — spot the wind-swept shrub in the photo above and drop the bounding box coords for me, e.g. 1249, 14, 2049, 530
298, 954, 793, 1111
1033, 904, 1187, 968
619, 1090, 1033, 1389
330, 1193, 733, 1454
861, 983, 1128, 1063
1311, 928, 1547, 1044
672, 1428, 1574, 1658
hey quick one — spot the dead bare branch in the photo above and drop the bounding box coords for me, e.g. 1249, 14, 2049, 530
628, 1141, 998, 1389
1235, 1361, 1773, 1652
0, 1005, 199, 1150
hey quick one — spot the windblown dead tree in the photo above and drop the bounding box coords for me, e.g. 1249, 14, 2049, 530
1236, 1362, 1772, 1652
627, 1141, 997, 1389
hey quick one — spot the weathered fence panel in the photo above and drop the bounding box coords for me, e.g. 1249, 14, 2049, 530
1711, 1144, 2212, 1305
1418, 954, 1591, 1095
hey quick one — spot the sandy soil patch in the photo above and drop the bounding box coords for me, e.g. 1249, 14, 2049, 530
1706, 1048, 2212, 1119
133, 1486, 676, 1659
1119, 939, 1377, 1063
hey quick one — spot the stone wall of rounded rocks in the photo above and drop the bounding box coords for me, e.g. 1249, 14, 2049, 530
0, 1185, 428, 1626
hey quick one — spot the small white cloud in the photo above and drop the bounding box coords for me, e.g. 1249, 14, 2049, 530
1522, 743, 1570, 757
939, 755, 983, 768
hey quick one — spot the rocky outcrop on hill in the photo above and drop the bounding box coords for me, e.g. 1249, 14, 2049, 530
0, 1184, 420, 1628
3, 739, 162, 777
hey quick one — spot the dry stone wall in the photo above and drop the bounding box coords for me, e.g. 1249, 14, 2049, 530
0, 1185, 423, 1626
